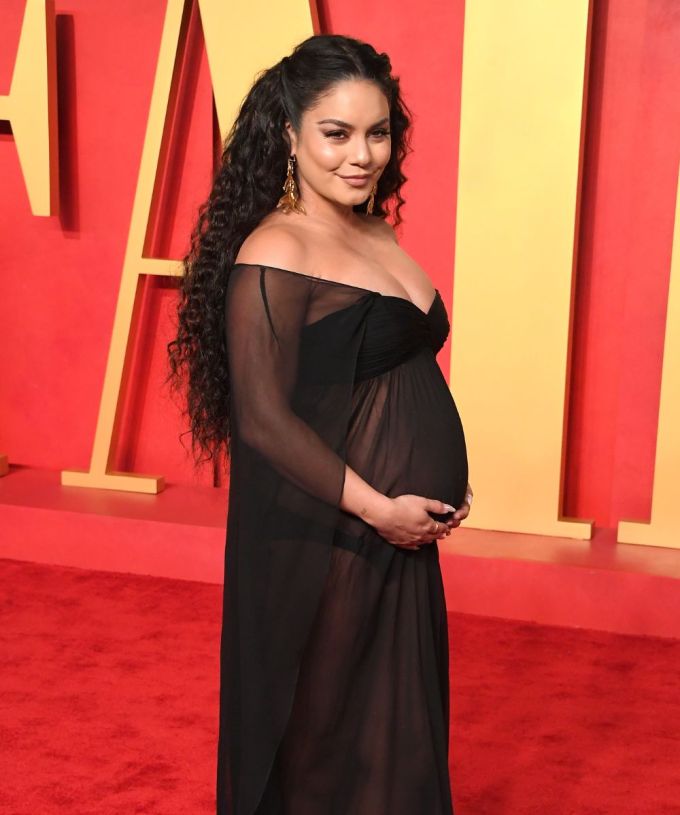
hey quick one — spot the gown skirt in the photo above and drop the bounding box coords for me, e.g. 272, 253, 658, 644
217, 262, 469, 815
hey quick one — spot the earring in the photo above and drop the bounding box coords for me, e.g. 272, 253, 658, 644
276, 155, 306, 214
366, 181, 377, 215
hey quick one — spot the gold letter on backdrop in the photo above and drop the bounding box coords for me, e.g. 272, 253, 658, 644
61, 0, 316, 492
451, 0, 593, 538
618, 165, 680, 549
0, 0, 59, 216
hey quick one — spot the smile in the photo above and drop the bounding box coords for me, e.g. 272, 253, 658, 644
338, 175, 372, 187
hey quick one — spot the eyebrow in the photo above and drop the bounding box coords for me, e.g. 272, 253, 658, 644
315, 117, 390, 128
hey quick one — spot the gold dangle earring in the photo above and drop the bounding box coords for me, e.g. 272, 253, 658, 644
366, 182, 377, 215
276, 154, 306, 214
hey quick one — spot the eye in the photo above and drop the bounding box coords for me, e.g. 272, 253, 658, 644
323, 129, 391, 140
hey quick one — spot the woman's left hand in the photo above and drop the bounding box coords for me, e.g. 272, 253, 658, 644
446, 482, 473, 529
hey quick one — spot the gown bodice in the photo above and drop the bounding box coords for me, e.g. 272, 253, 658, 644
354, 288, 448, 381
299, 284, 449, 384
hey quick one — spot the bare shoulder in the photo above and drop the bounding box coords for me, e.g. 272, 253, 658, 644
357, 213, 399, 244
234, 218, 307, 272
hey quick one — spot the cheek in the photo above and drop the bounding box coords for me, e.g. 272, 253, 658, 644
306, 139, 341, 170
317, 144, 342, 169
377, 143, 392, 167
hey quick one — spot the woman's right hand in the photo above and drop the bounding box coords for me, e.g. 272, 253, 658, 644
372, 494, 457, 551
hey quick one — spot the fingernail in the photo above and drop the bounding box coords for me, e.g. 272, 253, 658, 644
444, 504, 455, 512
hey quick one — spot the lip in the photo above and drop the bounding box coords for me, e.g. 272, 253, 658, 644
338, 174, 372, 187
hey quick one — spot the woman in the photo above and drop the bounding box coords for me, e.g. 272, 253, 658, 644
168, 33, 472, 815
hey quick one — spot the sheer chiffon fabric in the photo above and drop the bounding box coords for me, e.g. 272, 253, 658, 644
217, 263, 468, 815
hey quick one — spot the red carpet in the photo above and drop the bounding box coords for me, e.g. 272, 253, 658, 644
2, 557, 680, 815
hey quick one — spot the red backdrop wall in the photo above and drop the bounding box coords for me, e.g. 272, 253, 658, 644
1, 0, 679, 531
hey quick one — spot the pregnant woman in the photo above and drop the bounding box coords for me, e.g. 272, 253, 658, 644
168, 33, 472, 815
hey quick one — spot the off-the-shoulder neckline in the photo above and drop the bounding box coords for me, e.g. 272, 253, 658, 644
232, 262, 440, 317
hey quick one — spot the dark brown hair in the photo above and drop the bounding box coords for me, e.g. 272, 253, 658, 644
166, 33, 414, 472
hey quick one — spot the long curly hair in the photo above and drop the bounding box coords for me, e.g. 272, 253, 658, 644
166, 33, 414, 473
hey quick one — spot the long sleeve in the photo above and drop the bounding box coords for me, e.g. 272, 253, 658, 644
225, 263, 347, 508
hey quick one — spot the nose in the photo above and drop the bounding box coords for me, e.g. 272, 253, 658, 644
349, 135, 371, 166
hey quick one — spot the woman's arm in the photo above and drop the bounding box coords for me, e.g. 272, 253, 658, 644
226, 261, 387, 515
339, 465, 393, 526
226, 257, 455, 546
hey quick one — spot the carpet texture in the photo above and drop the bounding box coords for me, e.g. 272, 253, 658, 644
2, 557, 680, 814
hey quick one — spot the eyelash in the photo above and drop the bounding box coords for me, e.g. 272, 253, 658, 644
324, 129, 391, 140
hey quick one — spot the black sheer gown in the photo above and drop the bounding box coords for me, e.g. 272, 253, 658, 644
217, 262, 468, 815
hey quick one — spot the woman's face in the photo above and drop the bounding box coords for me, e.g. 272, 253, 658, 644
285, 78, 391, 211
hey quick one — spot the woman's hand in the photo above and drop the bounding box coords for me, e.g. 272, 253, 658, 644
447, 482, 473, 529
371, 494, 458, 551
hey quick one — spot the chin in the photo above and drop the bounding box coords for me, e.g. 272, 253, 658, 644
327, 191, 366, 208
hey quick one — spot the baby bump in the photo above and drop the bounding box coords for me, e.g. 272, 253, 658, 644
345, 350, 469, 515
